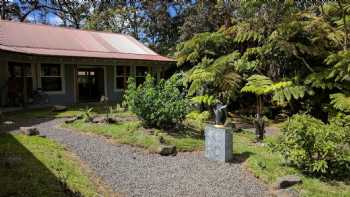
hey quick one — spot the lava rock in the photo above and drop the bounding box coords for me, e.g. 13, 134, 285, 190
92, 116, 108, 124
158, 136, 166, 144
273, 188, 299, 197
273, 175, 302, 189
157, 145, 177, 156
20, 127, 40, 136
65, 117, 78, 124
52, 105, 67, 112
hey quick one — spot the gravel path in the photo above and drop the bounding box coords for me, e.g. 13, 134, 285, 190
12, 119, 269, 197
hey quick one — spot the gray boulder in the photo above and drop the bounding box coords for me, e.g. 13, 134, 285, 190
158, 145, 177, 156
65, 117, 78, 124
52, 105, 67, 112
274, 175, 302, 189
20, 127, 39, 136
92, 116, 107, 123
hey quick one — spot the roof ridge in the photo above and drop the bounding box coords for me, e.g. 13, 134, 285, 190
0, 43, 164, 56
0, 19, 130, 37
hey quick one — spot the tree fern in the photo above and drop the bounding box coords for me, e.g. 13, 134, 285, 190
330, 93, 350, 113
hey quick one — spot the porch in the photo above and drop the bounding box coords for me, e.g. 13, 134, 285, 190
0, 52, 169, 108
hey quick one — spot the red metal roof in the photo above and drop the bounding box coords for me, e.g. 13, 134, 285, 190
0, 20, 174, 62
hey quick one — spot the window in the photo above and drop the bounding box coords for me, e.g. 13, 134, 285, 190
40, 64, 63, 92
115, 66, 130, 89
135, 66, 150, 86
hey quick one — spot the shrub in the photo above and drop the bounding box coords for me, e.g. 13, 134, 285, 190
123, 77, 137, 111
275, 114, 350, 177
184, 110, 211, 132
128, 74, 190, 129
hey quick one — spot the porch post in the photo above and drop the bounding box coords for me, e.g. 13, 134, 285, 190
73, 65, 79, 103
0, 60, 8, 106
21, 65, 28, 107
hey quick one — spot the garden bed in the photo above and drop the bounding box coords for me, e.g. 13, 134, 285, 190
63, 119, 204, 152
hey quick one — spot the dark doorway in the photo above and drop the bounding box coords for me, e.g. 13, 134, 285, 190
7, 62, 33, 106
78, 68, 105, 102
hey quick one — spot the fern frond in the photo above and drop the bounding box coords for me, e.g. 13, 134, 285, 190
330, 93, 350, 113
191, 95, 219, 106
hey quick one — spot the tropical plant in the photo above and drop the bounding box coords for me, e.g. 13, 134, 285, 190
123, 77, 137, 112
132, 74, 190, 129
275, 114, 350, 177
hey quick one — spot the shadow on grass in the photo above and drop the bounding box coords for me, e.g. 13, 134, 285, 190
0, 113, 55, 134
165, 127, 204, 140
0, 134, 82, 197
230, 151, 255, 164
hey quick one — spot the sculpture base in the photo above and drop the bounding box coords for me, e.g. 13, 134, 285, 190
205, 125, 233, 162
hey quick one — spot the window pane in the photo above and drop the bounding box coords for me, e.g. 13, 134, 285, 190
136, 77, 145, 86
116, 77, 126, 89
116, 66, 130, 76
41, 77, 62, 91
23, 64, 32, 76
41, 64, 61, 76
9, 62, 31, 77
136, 66, 148, 77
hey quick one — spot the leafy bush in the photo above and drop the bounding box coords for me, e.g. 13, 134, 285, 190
123, 77, 137, 111
184, 110, 211, 132
275, 114, 350, 177
127, 74, 190, 129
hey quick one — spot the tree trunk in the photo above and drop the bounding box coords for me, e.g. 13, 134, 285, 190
254, 95, 265, 141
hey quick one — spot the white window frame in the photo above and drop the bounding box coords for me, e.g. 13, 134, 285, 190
135, 65, 151, 86
114, 65, 131, 92
38, 63, 65, 95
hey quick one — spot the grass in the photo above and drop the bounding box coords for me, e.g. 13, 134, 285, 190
5, 103, 132, 119
5, 105, 349, 196
0, 134, 110, 197
234, 131, 350, 197
64, 120, 203, 152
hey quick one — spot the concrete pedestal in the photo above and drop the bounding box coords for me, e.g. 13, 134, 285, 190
205, 125, 233, 162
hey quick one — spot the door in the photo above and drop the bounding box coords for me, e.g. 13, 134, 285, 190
7, 62, 33, 106
77, 68, 104, 102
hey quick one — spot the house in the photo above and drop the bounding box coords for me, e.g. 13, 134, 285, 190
0, 20, 174, 107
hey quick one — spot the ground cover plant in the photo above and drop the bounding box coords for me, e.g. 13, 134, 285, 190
274, 114, 350, 177
64, 115, 203, 153
234, 131, 350, 197
0, 134, 108, 196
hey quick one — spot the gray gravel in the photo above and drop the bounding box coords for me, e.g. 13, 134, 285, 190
13, 119, 270, 197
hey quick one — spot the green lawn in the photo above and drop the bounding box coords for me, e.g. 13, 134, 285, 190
0, 134, 110, 197
5, 106, 349, 196
234, 131, 350, 197
5, 103, 126, 119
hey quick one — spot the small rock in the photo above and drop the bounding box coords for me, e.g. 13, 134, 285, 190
274, 188, 299, 197
158, 136, 166, 144
52, 105, 67, 112
158, 145, 177, 156
92, 116, 108, 124
106, 117, 118, 124
65, 117, 78, 124
75, 114, 84, 120
20, 127, 40, 136
273, 175, 302, 189
39, 135, 47, 138
2, 121, 15, 125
